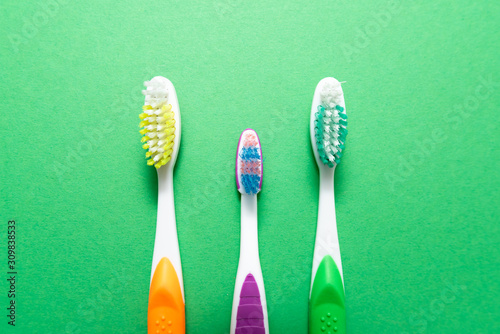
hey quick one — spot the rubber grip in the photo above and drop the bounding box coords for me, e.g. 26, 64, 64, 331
148, 257, 185, 334
235, 273, 265, 334
309, 255, 345, 334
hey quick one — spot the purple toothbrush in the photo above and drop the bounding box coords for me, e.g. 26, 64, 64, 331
231, 129, 268, 334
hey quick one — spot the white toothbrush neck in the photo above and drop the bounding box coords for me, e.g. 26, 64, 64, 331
151, 165, 184, 299
157, 165, 174, 206
157, 166, 174, 198
311, 165, 344, 291
239, 194, 260, 267
320, 166, 335, 194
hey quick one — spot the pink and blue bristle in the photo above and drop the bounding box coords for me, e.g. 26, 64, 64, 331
238, 131, 262, 195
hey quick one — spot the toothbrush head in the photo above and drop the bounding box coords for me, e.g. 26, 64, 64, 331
139, 76, 181, 169
310, 77, 348, 168
236, 129, 263, 195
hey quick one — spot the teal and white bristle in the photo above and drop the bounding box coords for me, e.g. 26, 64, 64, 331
314, 82, 348, 167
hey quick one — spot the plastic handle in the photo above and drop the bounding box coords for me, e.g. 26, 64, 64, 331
148, 257, 185, 334
230, 195, 269, 334
309, 255, 345, 334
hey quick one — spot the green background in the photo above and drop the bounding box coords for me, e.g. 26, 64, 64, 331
1, 0, 499, 333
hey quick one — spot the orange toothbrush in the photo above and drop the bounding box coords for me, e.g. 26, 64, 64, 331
140, 76, 185, 333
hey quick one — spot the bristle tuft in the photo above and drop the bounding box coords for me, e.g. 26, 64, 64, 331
238, 132, 262, 195
315, 82, 347, 167
140, 79, 175, 169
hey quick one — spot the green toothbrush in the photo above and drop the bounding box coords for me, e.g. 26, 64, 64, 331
309, 77, 348, 334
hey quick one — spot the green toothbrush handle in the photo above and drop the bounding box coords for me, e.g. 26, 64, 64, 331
309, 255, 346, 334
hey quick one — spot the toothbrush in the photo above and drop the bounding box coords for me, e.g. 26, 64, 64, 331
309, 77, 348, 334
231, 129, 268, 334
140, 76, 185, 334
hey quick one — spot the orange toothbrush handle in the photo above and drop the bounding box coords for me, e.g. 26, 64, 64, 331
148, 257, 185, 334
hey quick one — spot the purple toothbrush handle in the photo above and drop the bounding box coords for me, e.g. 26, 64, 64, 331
235, 274, 265, 334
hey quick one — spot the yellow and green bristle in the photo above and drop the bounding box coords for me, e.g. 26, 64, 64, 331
140, 80, 175, 169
